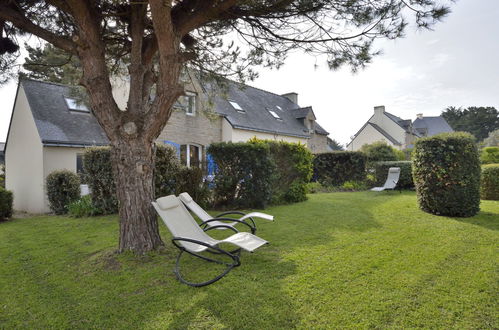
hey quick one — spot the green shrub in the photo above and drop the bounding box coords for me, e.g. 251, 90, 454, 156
155, 144, 181, 198
412, 132, 481, 217
481, 164, 499, 200
0, 187, 13, 220
313, 152, 366, 186
175, 166, 211, 208
0, 164, 5, 188
480, 147, 499, 164
372, 161, 414, 189
360, 141, 398, 164
83, 147, 117, 215
208, 142, 275, 209
46, 170, 81, 215
340, 180, 368, 191
259, 139, 313, 204
67, 195, 100, 217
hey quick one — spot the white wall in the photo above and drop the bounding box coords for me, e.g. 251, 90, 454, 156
369, 112, 405, 146
5, 86, 45, 213
42, 146, 85, 212
347, 124, 399, 151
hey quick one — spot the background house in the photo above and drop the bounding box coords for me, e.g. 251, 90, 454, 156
0, 142, 4, 166
5, 77, 329, 213
346, 105, 453, 151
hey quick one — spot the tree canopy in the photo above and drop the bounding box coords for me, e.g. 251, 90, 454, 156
442, 106, 499, 142
0, 0, 453, 254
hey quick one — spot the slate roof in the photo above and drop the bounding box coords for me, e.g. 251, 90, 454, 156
19, 78, 328, 146
412, 116, 453, 136
204, 79, 328, 138
385, 112, 412, 132
21, 79, 109, 147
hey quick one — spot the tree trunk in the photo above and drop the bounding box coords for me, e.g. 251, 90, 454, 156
111, 138, 164, 253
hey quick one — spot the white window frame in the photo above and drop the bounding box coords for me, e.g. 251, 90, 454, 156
184, 92, 197, 116
181, 143, 203, 168
268, 109, 282, 120
229, 100, 245, 112
65, 97, 89, 112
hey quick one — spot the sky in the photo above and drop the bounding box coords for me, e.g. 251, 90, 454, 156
1, 0, 498, 146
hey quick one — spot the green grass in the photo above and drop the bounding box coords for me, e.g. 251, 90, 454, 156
0, 191, 497, 329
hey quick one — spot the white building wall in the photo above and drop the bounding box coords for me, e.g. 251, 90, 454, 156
230, 128, 307, 144
42, 146, 85, 212
369, 113, 405, 145
347, 124, 398, 151
5, 86, 45, 213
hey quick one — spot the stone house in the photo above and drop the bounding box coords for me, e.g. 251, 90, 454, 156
346, 105, 453, 151
5, 76, 329, 213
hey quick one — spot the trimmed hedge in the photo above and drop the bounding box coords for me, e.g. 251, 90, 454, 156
480, 147, 499, 164
155, 144, 181, 198
175, 166, 211, 208
208, 142, 275, 209
360, 141, 399, 163
412, 132, 481, 217
313, 152, 366, 186
46, 170, 81, 214
372, 161, 414, 189
263, 140, 313, 204
0, 187, 13, 220
481, 164, 499, 200
83, 147, 117, 214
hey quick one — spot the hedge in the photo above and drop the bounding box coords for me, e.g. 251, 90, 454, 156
372, 161, 413, 189
84, 145, 208, 214
46, 170, 81, 214
412, 132, 481, 217
83, 147, 117, 214
0, 187, 13, 220
480, 147, 499, 164
360, 141, 399, 164
262, 139, 313, 204
313, 152, 366, 186
481, 164, 499, 200
208, 142, 275, 209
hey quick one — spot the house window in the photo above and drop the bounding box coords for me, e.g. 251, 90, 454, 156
65, 97, 89, 112
178, 92, 196, 115
76, 154, 84, 173
180, 144, 202, 168
229, 101, 245, 112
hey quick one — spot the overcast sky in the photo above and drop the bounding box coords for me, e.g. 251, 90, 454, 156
1, 0, 498, 145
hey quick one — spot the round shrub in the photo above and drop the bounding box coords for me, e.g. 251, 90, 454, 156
481, 164, 499, 200
46, 170, 81, 215
480, 147, 499, 164
360, 141, 398, 163
0, 187, 13, 220
412, 132, 481, 217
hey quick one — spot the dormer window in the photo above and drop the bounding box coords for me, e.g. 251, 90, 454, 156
65, 97, 89, 113
268, 109, 282, 120
179, 91, 196, 116
229, 101, 244, 112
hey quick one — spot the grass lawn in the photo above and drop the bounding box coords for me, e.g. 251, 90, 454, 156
0, 191, 497, 329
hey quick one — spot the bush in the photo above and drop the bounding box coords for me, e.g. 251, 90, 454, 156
174, 166, 211, 208
261, 139, 313, 204
208, 142, 275, 209
360, 141, 398, 163
46, 170, 81, 215
372, 161, 414, 189
67, 195, 100, 217
480, 147, 499, 164
0, 164, 5, 188
313, 152, 366, 186
0, 187, 13, 220
412, 132, 481, 217
481, 164, 499, 200
155, 144, 181, 198
340, 180, 368, 191
83, 147, 117, 215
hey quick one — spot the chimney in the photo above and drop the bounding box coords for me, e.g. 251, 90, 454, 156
374, 105, 385, 117
282, 92, 298, 105
416, 113, 423, 119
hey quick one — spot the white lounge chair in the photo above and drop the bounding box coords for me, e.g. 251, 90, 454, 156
178, 192, 274, 234
371, 167, 401, 192
152, 195, 268, 287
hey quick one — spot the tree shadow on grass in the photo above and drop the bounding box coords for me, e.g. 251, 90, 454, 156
449, 211, 499, 231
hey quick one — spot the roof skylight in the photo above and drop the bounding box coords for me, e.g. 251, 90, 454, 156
65, 97, 89, 112
276, 105, 282, 110
229, 101, 244, 112
268, 110, 281, 120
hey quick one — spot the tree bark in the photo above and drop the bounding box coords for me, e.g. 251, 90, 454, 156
111, 138, 163, 253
